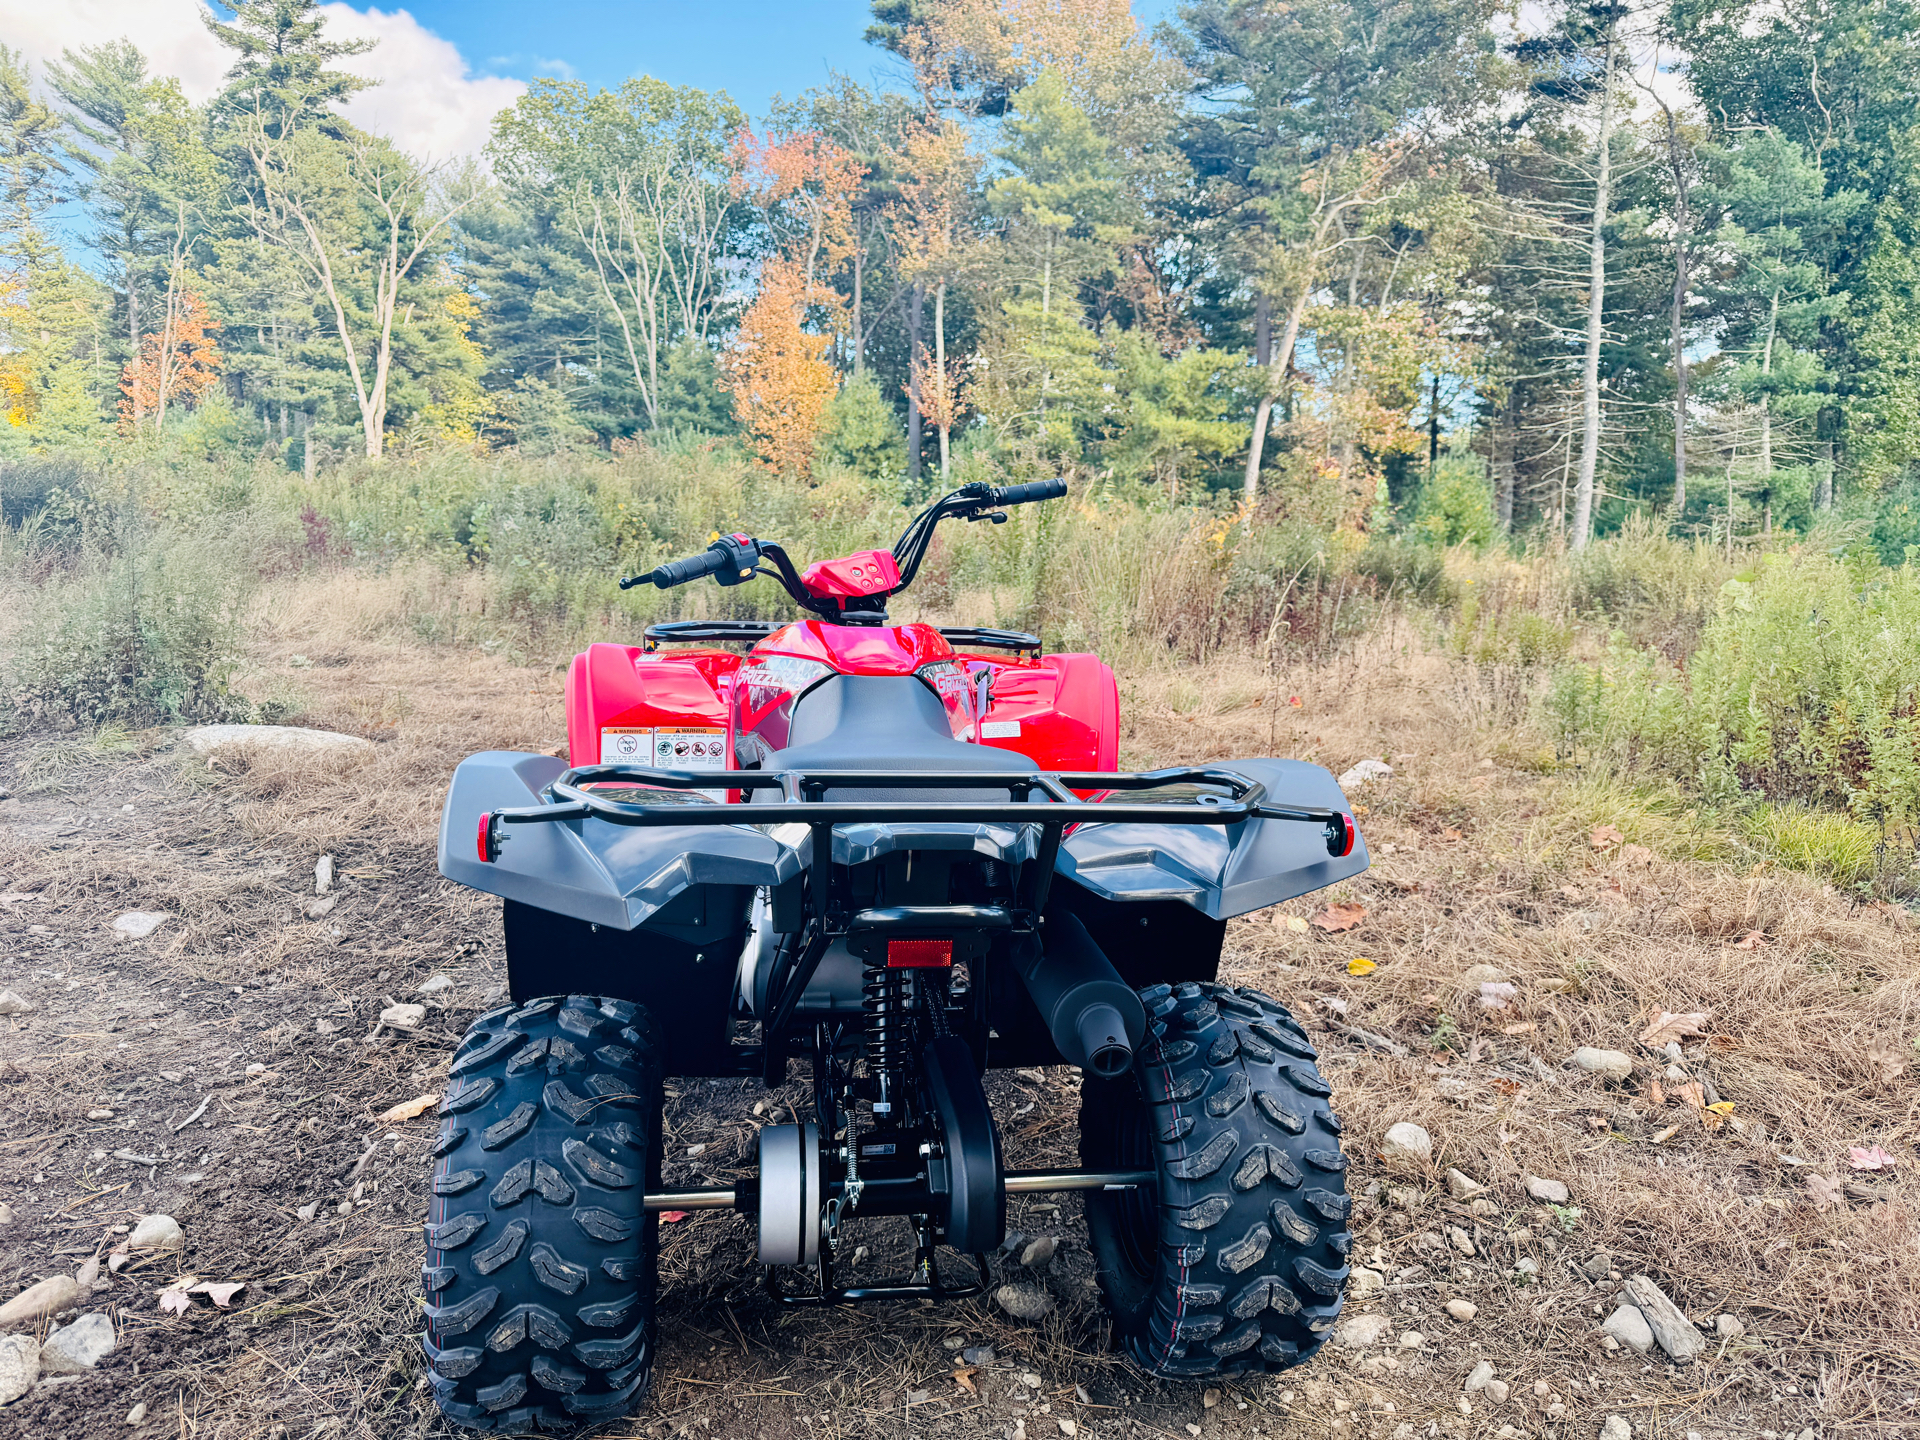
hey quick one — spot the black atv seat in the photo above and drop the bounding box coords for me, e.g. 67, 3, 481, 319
771, 674, 1036, 799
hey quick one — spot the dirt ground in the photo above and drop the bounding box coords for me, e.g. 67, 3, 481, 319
0, 579, 1914, 1441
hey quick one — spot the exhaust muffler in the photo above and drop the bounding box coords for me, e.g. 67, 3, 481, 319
1014, 912, 1145, 1079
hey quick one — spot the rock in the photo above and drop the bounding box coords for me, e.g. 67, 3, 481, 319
1665, 1063, 1690, 1083
1338, 758, 1394, 789
182, 725, 375, 775
1020, 1236, 1058, 1268
378, 1003, 426, 1030
1021, 1371, 1044, 1388
1600, 1415, 1633, 1440
111, 912, 171, 940
0, 1335, 37, 1405
1337, 1314, 1392, 1349
314, 854, 334, 894
1350, 1266, 1385, 1298
303, 896, 337, 920
1448, 1226, 1476, 1256
129, 1214, 184, 1251
1058, 1421, 1077, 1437
1468, 1197, 1498, 1218
1515, 1257, 1539, 1277
1582, 1251, 1613, 1280
1525, 1175, 1571, 1204
1533, 1380, 1551, 1398
1202, 1388, 1220, 1408
73, 1259, 99, 1288
1573, 1047, 1634, 1081
296, 1203, 318, 1223
419, 974, 454, 994
1461, 964, 1509, 989
335, 1201, 353, 1216
995, 1283, 1054, 1321
961, 1346, 995, 1367
1381, 1122, 1432, 1167
0, 1205, 13, 1230
1399, 1331, 1426, 1349
0, 992, 34, 1016
1485, 1380, 1511, 1404
0, 1276, 83, 1328
1715, 1313, 1744, 1339
1603, 1303, 1655, 1354
1620, 1273, 1707, 1361
1464, 1360, 1495, 1393
1446, 1168, 1486, 1199
126, 1401, 147, 1425
1445, 1299, 1478, 1322
39, 1314, 114, 1374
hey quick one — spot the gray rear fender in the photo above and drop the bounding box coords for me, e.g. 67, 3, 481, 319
436, 750, 799, 932
1058, 758, 1369, 919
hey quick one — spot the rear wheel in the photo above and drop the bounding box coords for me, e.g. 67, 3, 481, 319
422, 995, 662, 1431
1081, 982, 1350, 1378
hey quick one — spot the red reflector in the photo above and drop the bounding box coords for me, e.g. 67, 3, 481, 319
886, 938, 953, 968
476, 812, 496, 862
1331, 812, 1357, 858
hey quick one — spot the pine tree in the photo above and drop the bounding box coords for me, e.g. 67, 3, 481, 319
203, 0, 374, 140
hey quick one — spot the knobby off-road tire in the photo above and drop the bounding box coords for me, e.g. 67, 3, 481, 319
422, 995, 663, 1432
1081, 981, 1351, 1378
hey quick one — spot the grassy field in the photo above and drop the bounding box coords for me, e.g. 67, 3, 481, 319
0, 550, 1913, 1440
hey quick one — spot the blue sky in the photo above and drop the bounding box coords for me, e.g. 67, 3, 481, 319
397, 0, 1182, 115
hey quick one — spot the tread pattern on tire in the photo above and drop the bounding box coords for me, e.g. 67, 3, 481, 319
1082, 982, 1349, 1381
424, 995, 661, 1433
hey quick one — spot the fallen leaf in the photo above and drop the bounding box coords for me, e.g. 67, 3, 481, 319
1478, 981, 1517, 1011
1465, 1037, 1486, 1064
1353, 803, 1370, 817
157, 1287, 192, 1315
1288, 696, 1303, 708
1650, 1123, 1681, 1144
1618, 843, 1653, 868
1500, 1022, 1536, 1035
1640, 1010, 1712, 1048
1730, 930, 1767, 950
1277, 914, 1310, 934
190, 1281, 246, 1307
1677, 1081, 1707, 1113
1440, 827, 1463, 843
1649, 1079, 1667, 1106
1489, 1077, 1521, 1097
659, 1211, 688, 1224
1848, 1145, 1899, 1171
953, 1366, 978, 1395
375, 1093, 440, 1125
1806, 1173, 1844, 1211
1703, 1100, 1735, 1133
1312, 903, 1367, 933
1318, 994, 1349, 1016
1589, 824, 1624, 851
1864, 1038, 1905, 1082
1346, 957, 1378, 976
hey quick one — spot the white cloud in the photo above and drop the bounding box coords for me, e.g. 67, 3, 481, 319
5, 0, 522, 160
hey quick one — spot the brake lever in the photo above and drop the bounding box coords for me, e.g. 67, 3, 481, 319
963, 510, 1009, 525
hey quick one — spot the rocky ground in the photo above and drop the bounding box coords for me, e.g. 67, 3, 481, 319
0, 602, 1913, 1440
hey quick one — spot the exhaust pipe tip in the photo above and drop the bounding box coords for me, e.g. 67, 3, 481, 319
1077, 1004, 1134, 1079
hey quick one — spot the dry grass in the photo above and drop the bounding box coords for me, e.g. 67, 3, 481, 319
0, 568, 1913, 1440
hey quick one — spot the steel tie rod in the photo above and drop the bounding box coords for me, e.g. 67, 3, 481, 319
642, 1168, 1154, 1212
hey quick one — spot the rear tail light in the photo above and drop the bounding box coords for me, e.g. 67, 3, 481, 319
1326, 812, 1357, 858
886, 938, 953, 968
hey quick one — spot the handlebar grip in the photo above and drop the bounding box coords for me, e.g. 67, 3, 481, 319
992, 478, 1068, 506
650, 547, 732, 588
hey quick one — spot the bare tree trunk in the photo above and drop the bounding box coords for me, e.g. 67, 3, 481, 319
1758, 286, 1779, 491
934, 280, 949, 485
851, 243, 864, 376
1494, 391, 1517, 532
1571, 21, 1618, 551
1243, 289, 1311, 500
1663, 109, 1691, 517
906, 280, 925, 486
1817, 440, 1834, 510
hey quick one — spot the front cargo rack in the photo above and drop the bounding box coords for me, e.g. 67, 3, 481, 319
640, 619, 1043, 654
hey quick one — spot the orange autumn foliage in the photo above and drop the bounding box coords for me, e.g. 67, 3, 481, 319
119, 288, 222, 432
721, 259, 837, 477
729, 129, 862, 298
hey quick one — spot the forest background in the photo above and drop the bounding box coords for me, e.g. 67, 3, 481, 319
0, 0, 1914, 892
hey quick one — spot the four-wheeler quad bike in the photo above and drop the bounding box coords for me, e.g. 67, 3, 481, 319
424, 479, 1367, 1431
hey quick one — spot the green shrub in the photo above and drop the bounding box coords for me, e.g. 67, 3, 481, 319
1410, 454, 1496, 548
1557, 550, 1919, 826
817, 374, 907, 485
3, 511, 256, 729
1749, 806, 1880, 886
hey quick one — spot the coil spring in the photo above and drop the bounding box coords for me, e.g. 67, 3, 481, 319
862, 961, 909, 1096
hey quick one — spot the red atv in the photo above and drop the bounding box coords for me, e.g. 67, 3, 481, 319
426, 480, 1366, 1430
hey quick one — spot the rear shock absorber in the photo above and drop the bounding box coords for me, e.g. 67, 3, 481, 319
862, 959, 909, 1120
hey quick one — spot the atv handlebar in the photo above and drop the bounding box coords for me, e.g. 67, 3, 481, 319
988, 478, 1067, 507
621, 533, 762, 591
